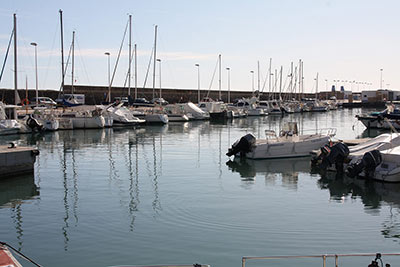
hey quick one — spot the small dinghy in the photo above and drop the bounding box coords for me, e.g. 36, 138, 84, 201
0, 241, 40, 267
0, 243, 22, 267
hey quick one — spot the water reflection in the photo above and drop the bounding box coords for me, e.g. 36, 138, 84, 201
226, 157, 311, 190
0, 174, 39, 207
318, 173, 400, 241
0, 174, 39, 251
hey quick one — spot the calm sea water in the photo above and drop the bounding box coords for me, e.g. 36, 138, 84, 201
1, 108, 400, 267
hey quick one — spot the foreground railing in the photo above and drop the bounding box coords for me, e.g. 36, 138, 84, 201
242, 253, 400, 267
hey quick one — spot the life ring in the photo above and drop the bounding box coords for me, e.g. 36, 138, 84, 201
21, 98, 29, 106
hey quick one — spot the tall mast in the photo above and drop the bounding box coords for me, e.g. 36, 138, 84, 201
279, 66, 283, 101
128, 14, 132, 97
268, 58, 272, 99
257, 60, 260, 92
59, 10, 65, 96
13, 13, 18, 105
152, 25, 158, 99
218, 54, 221, 100
289, 62, 293, 99
316, 72, 319, 97
71, 31, 75, 94
134, 43, 137, 99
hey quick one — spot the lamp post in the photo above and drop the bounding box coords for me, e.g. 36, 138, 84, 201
157, 59, 162, 98
250, 70, 254, 93
380, 68, 383, 89
226, 67, 231, 103
104, 52, 111, 102
30, 42, 38, 107
325, 79, 328, 91
195, 64, 200, 103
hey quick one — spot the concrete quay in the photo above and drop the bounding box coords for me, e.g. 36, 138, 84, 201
0, 145, 39, 177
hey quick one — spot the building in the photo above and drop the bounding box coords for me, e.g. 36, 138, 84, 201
361, 89, 400, 103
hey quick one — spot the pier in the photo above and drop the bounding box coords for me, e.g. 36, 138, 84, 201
0, 145, 39, 177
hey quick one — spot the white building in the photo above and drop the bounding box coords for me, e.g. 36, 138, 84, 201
361, 89, 400, 102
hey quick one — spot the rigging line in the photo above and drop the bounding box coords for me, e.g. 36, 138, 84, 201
42, 19, 59, 90
206, 55, 219, 98
109, 18, 129, 90
261, 61, 269, 93
142, 46, 154, 89
58, 38, 73, 93
75, 36, 92, 85
0, 29, 14, 84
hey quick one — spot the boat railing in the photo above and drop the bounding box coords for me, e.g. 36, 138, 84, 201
300, 127, 336, 137
110, 265, 210, 267
242, 252, 400, 267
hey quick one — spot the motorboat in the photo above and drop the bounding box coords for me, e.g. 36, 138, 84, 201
164, 104, 190, 122
106, 103, 144, 126
30, 108, 59, 131
356, 104, 400, 129
313, 133, 400, 182
227, 122, 336, 159
132, 108, 168, 124
59, 108, 105, 129
179, 102, 209, 120
0, 102, 23, 135
351, 146, 400, 182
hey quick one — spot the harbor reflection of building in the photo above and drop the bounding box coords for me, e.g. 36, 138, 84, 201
226, 157, 311, 190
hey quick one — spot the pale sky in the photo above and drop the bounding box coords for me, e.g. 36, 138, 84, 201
0, 0, 399, 94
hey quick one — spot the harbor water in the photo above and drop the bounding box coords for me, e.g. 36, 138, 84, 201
1, 108, 400, 266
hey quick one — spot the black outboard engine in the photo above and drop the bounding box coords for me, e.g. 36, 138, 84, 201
226, 133, 256, 157
26, 115, 43, 132
347, 150, 382, 178
318, 142, 350, 172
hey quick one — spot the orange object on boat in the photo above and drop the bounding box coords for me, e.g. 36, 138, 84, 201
0, 244, 22, 267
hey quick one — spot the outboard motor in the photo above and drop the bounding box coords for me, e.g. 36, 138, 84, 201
226, 133, 256, 157
26, 115, 43, 132
318, 142, 350, 172
347, 150, 382, 178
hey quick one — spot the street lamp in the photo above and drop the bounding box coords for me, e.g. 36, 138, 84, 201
250, 70, 254, 93
30, 42, 38, 107
195, 64, 200, 103
157, 59, 162, 98
226, 67, 231, 103
380, 68, 383, 89
104, 52, 111, 102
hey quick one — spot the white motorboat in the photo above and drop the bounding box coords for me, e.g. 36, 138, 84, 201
106, 104, 144, 126
227, 122, 336, 159
132, 108, 168, 124
312, 133, 400, 182
59, 109, 105, 129
0, 102, 23, 135
31, 108, 59, 131
180, 102, 209, 120
164, 104, 190, 122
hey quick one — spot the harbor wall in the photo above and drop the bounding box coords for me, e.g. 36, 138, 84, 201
0, 85, 319, 105
0, 86, 389, 108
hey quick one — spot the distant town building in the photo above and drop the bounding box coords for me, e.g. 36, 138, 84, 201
361, 89, 400, 102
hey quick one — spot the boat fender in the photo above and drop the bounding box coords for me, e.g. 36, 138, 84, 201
347, 150, 382, 178
226, 133, 256, 157
31, 149, 40, 156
